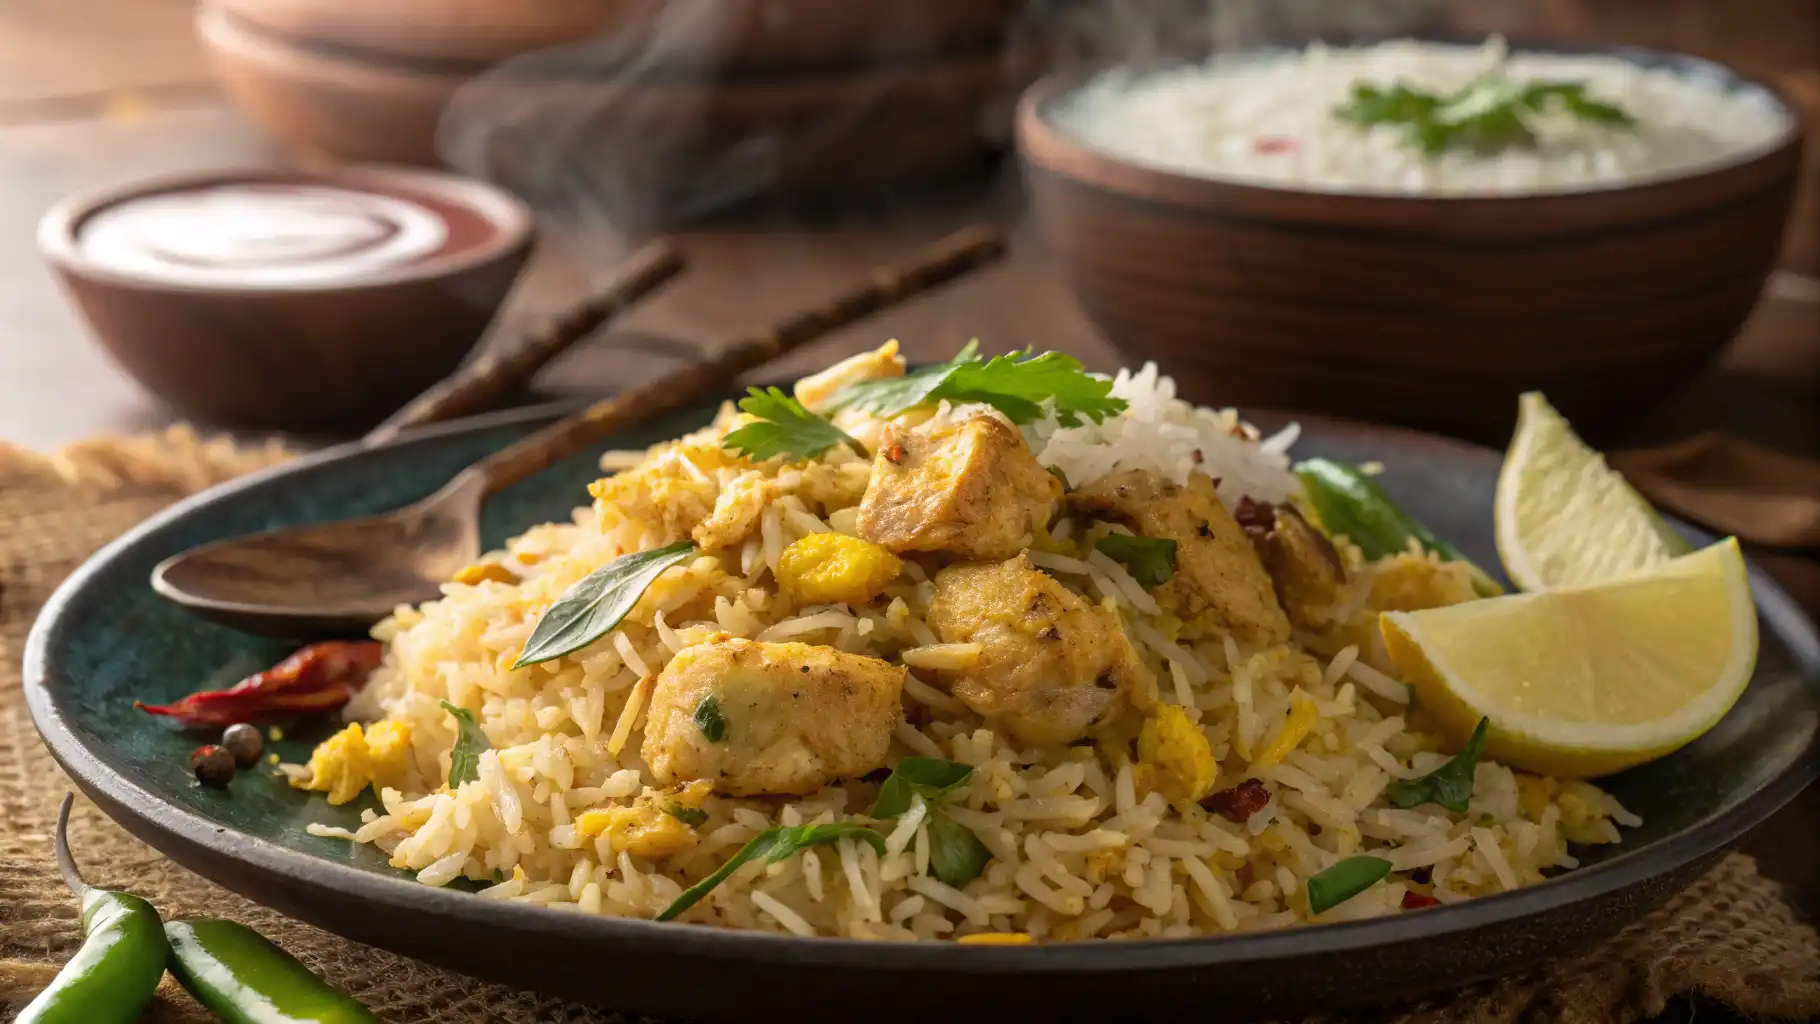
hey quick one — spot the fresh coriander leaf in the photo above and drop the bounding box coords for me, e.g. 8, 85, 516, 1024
657, 822, 886, 921
1095, 534, 1178, 587
1333, 73, 1632, 158
440, 701, 490, 788
1307, 855, 1393, 914
871, 756, 974, 819
830, 345, 1126, 427
664, 804, 708, 826
1387, 718, 1489, 814
694, 695, 727, 743
831, 340, 981, 418
926, 809, 993, 887
515, 541, 696, 667
721, 386, 860, 462
940, 350, 1126, 427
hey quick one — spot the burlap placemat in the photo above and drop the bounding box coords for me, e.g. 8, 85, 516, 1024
1, 430, 1817, 1024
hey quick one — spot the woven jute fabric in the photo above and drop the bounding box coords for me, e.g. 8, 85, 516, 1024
1, 430, 1817, 1024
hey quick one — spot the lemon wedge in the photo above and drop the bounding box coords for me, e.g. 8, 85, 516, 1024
1495, 392, 1687, 592
1380, 539, 1756, 778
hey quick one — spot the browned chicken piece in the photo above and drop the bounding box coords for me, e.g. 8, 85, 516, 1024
1236, 499, 1348, 631
925, 554, 1153, 747
1070, 470, 1291, 647
856, 415, 1061, 561
642, 639, 905, 797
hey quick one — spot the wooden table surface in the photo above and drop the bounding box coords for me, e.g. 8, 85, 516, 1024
0, 0, 1815, 1015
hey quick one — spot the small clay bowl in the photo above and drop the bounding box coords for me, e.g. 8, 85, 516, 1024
38, 166, 533, 433
1017, 46, 1806, 444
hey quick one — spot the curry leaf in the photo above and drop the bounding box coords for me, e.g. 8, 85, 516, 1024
664, 804, 708, 827
657, 823, 886, 921
439, 701, 490, 788
720, 387, 859, 462
1095, 534, 1178, 587
1387, 718, 1489, 814
871, 756, 974, 819
926, 810, 993, 887
514, 541, 696, 667
1307, 855, 1393, 915
694, 695, 727, 743
830, 344, 1126, 428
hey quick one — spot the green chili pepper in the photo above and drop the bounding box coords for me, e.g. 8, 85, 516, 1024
165, 918, 379, 1024
165, 919, 378, 1024
17, 794, 169, 1024
1294, 458, 1503, 597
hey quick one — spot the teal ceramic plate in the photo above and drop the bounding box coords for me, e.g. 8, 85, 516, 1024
24, 400, 1820, 1022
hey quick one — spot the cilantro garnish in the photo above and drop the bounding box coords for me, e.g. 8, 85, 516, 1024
1386, 718, 1489, 814
831, 344, 1126, 427
869, 757, 993, 887
1095, 534, 1178, 587
1335, 75, 1634, 157
720, 387, 860, 462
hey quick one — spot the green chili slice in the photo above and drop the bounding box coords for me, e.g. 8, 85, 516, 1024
165, 918, 378, 1024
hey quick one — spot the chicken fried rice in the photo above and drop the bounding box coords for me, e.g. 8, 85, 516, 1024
294, 344, 1636, 941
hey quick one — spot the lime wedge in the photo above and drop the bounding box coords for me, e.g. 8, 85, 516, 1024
1380, 539, 1756, 778
1495, 392, 1686, 592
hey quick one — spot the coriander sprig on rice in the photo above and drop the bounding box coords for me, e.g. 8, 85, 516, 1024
831, 343, 1127, 427
720, 387, 864, 462
869, 757, 993, 887
1334, 74, 1635, 157
439, 701, 491, 787
1386, 718, 1490, 814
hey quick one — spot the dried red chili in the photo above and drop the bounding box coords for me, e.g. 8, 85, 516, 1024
1401, 891, 1441, 910
136, 641, 383, 728
1252, 135, 1299, 155
1200, 777, 1271, 822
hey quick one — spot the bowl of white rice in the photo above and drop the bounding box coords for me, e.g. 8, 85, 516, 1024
1017, 37, 1804, 443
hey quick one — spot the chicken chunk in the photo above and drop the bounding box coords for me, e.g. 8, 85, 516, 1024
925, 554, 1154, 747
1070, 470, 1290, 647
1237, 499, 1348, 631
642, 639, 905, 796
691, 473, 776, 551
793, 340, 906, 412
857, 415, 1061, 561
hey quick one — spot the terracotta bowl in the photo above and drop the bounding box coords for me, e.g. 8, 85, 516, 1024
1017, 49, 1807, 444
208, 0, 1030, 72
38, 166, 533, 433
199, 5, 1039, 218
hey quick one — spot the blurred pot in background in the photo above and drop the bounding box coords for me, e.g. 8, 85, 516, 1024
198, 0, 1045, 229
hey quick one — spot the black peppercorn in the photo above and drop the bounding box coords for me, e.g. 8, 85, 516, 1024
221, 723, 264, 767
190, 745, 235, 787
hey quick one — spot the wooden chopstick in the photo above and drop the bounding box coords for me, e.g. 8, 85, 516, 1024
459, 224, 1008, 498
366, 239, 686, 445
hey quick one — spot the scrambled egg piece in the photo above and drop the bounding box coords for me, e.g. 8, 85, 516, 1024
451, 562, 519, 586
1252, 692, 1320, 768
1365, 553, 1478, 613
291, 720, 413, 806
589, 442, 747, 546
1136, 704, 1217, 807
692, 474, 777, 551
575, 781, 712, 860
777, 533, 902, 605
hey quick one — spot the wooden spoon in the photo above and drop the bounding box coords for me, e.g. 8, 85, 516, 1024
151, 225, 1007, 638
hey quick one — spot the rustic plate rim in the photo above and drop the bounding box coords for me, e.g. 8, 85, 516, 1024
22, 400, 1820, 977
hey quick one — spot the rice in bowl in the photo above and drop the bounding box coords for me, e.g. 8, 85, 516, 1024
294, 345, 1636, 941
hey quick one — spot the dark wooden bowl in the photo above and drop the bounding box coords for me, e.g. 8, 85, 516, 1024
1016, 49, 1806, 444
199, 4, 1040, 220
37, 167, 533, 433
209, 0, 1030, 73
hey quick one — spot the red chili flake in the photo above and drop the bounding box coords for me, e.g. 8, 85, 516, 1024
1200, 778, 1271, 822
1401, 891, 1441, 910
881, 438, 906, 465
1191, 449, 1205, 464
1233, 496, 1278, 539
1253, 135, 1299, 155
137, 640, 383, 729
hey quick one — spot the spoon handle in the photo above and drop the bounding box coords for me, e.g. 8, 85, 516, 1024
460, 224, 1008, 498
365, 240, 686, 445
